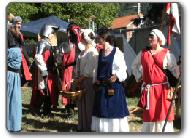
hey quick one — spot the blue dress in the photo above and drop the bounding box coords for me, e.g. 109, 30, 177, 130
92, 47, 129, 118
7, 47, 22, 131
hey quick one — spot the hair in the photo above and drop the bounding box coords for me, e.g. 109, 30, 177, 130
81, 30, 95, 44
97, 27, 109, 40
88, 32, 95, 40
105, 35, 115, 45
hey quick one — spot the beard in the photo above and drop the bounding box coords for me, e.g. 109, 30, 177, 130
11, 27, 21, 38
9, 27, 23, 45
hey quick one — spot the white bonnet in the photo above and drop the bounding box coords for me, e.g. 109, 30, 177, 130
150, 29, 166, 45
81, 29, 96, 45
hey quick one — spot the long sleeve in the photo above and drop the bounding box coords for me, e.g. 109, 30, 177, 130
163, 51, 180, 79
82, 48, 99, 82
131, 51, 142, 82
112, 47, 127, 82
34, 41, 48, 76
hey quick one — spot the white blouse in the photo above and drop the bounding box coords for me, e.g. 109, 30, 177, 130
79, 46, 99, 82
112, 47, 128, 82
132, 50, 180, 82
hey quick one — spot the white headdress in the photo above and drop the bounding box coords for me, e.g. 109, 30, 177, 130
81, 29, 96, 45
150, 29, 166, 45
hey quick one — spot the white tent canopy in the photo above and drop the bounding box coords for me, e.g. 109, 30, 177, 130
113, 34, 136, 76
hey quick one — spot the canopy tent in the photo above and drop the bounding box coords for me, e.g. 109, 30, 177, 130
21, 15, 69, 38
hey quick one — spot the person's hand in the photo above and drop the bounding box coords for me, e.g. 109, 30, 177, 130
130, 107, 143, 118
167, 87, 175, 100
76, 78, 83, 90
41, 70, 48, 78
93, 80, 100, 92
109, 74, 117, 83
94, 80, 100, 85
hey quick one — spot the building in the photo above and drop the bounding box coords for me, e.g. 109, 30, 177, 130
111, 14, 144, 42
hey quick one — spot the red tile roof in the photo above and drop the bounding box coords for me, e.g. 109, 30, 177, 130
111, 15, 139, 29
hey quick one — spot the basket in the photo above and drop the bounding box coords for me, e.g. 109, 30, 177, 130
60, 90, 84, 100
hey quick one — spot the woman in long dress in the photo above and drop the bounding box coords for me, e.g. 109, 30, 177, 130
7, 24, 22, 132
76, 29, 98, 131
91, 29, 130, 132
132, 29, 180, 132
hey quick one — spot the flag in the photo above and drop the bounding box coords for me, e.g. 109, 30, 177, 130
166, 3, 180, 46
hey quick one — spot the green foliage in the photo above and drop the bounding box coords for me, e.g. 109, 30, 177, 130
7, 3, 38, 23
92, 3, 120, 28
6, 2, 119, 28
38, 3, 119, 28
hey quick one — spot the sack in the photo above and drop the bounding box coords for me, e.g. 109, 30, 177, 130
108, 88, 115, 96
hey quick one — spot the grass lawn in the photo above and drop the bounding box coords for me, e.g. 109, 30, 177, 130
20, 87, 181, 133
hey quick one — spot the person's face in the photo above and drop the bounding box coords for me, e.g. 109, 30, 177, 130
48, 32, 57, 46
148, 34, 159, 49
15, 21, 22, 31
97, 36, 105, 45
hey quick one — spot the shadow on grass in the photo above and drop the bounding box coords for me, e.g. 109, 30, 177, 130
22, 103, 78, 132
22, 116, 77, 132
22, 103, 30, 114
22, 103, 75, 118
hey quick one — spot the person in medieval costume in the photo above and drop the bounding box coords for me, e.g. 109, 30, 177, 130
131, 29, 180, 132
91, 28, 130, 132
7, 23, 23, 132
12, 16, 32, 86
61, 23, 81, 113
30, 24, 59, 115
75, 29, 98, 131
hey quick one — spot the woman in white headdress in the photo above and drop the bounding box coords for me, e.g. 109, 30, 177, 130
76, 29, 98, 132
132, 29, 180, 132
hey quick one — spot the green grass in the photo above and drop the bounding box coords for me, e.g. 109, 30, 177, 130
20, 87, 181, 133
21, 87, 78, 132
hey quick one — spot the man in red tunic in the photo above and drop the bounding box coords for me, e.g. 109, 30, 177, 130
132, 29, 180, 132
30, 24, 59, 115
12, 16, 32, 86
61, 23, 81, 112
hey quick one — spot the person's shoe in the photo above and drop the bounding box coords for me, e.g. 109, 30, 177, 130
52, 106, 58, 111
67, 108, 74, 116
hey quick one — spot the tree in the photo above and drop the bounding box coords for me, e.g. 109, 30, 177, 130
7, 2, 119, 28
7, 3, 38, 23
145, 3, 165, 25
38, 3, 119, 28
